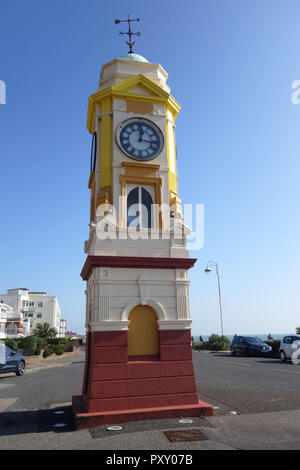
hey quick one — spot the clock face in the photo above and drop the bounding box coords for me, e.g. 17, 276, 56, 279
117, 118, 164, 160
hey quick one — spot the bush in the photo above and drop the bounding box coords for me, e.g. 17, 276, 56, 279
205, 334, 231, 351
64, 343, 74, 352
19, 336, 37, 351
192, 340, 204, 351
265, 339, 281, 357
70, 339, 79, 349
21, 349, 37, 357
36, 337, 47, 350
47, 337, 70, 346
4, 339, 19, 351
42, 345, 55, 358
54, 345, 64, 355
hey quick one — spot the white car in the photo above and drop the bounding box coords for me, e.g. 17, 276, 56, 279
279, 335, 300, 362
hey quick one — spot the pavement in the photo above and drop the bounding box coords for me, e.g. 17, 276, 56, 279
0, 350, 300, 450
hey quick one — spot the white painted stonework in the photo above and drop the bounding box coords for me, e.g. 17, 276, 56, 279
98, 58, 171, 93
85, 267, 192, 332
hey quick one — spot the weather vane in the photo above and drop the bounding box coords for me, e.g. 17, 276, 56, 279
114, 14, 141, 54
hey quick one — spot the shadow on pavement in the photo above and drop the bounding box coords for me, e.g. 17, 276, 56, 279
0, 406, 75, 436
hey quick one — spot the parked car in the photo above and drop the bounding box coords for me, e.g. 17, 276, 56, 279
279, 335, 300, 362
0, 345, 26, 376
230, 336, 272, 356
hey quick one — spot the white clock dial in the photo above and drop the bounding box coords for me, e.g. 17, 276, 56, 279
117, 118, 164, 160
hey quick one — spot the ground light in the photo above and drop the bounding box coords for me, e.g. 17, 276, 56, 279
106, 426, 123, 431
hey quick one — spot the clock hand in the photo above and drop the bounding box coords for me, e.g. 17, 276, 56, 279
138, 125, 143, 142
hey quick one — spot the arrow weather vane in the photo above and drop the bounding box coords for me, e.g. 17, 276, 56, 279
115, 14, 141, 54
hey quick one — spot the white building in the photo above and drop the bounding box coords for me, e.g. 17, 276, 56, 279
0, 301, 30, 339
59, 319, 66, 337
0, 289, 62, 336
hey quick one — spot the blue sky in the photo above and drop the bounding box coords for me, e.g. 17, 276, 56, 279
1, 0, 300, 336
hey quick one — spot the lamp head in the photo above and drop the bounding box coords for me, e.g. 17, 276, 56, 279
204, 267, 212, 273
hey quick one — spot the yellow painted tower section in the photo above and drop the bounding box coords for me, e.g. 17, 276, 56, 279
86, 72, 181, 213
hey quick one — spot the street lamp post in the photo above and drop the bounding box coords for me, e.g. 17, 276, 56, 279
204, 260, 224, 347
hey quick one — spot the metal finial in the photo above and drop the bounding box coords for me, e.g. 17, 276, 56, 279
114, 14, 141, 54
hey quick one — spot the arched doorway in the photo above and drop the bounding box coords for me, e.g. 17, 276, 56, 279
128, 305, 159, 358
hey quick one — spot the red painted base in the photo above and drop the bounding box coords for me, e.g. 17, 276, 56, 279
72, 394, 213, 429
72, 329, 213, 429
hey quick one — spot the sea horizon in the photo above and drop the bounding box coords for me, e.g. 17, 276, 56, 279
192, 333, 293, 341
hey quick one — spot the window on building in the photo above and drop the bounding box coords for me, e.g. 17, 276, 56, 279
38, 302, 43, 308
29, 302, 34, 307
37, 313, 42, 318
127, 185, 154, 228
28, 313, 33, 318
6, 323, 18, 335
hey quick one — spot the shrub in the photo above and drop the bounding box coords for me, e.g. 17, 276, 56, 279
54, 345, 64, 355
19, 336, 37, 351
205, 334, 231, 351
70, 339, 79, 349
47, 337, 70, 346
42, 345, 55, 358
192, 340, 204, 351
296, 327, 300, 336
4, 339, 19, 351
22, 349, 37, 356
265, 339, 281, 356
36, 337, 47, 350
64, 343, 74, 353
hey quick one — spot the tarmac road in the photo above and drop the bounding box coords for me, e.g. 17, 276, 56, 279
193, 351, 300, 415
0, 350, 300, 450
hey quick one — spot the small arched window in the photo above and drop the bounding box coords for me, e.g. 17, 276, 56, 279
127, 185, 154, 228
6, 323, 18, 335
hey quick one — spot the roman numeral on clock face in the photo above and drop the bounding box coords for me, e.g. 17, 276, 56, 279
118, 119, 163, 160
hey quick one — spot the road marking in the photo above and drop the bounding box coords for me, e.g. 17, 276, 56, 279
217, 360, 251, 367
0, 383, 16, 390
49, 402, 72, 409
26, 362, 72, 373
272, 368, 300, 375
0, 397, 19, 412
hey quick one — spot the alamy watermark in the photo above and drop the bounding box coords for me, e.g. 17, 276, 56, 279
0, 80, 6, 104
0, 342, 5, 364
92, 199, 204, 251
291, 340, 300, 365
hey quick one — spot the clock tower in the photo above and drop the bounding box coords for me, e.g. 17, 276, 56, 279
72, 46, 213, 428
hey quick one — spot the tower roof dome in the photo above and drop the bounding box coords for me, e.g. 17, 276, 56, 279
117, 53, 149, 63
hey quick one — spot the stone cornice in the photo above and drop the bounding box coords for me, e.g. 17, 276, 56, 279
81, 255, 197, 281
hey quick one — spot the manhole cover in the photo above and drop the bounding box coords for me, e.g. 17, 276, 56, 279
164, 429, 208, 442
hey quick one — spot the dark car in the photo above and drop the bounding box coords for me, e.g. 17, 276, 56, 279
230, 336, 272, 356
0, 345, 26, 376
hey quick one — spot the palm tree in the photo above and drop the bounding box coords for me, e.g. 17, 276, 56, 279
33, 323, 57, 339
